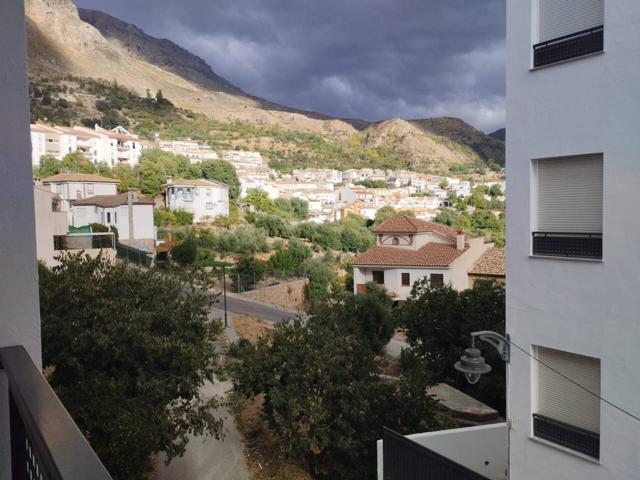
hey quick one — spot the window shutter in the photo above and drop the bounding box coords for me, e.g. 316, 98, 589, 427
539, 0, 604, 42
537, 346, 601, 433
537, 155, 603, 233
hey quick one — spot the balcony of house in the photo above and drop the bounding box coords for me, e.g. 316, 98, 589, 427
0, 346, 113, 479
531, 231, 602, 260
532, 413, 600, 460
377, 423, 508, 480
53, 232, 117, 262
533, 26, 604, 68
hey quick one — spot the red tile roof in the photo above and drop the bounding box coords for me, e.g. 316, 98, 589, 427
352, 242, 467, 267
374, 214, 459, 240
469, 247, 506, 277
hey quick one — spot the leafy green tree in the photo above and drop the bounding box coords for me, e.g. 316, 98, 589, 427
174, 209, 194, 226
489, 184, 503, 197
62, 152, 96, 174
39, 254, 224, 479
201, 160, 240, 199
232, 314, 441, 479
233, 255, 267, 292
172, 234, 198, 265
154, 208, 177, 227
112, 164, 138, 192
254, 214, 292, 238
268, 239, 312, 277
245, 188, 276, 213
37, 155, 62, 177
340, 225, 374, 252
400, 280, 506, 412
304, 257, 337, 305
290, 197, 309, 220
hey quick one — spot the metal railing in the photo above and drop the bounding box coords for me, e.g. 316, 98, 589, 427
116, 242, 153, 268
0, 346, 113, 479
533, 25, 604, 68
532, 232, 602, 259
54, 233, 116, 251
533, 414, 600, 459
383, 428, 489, 480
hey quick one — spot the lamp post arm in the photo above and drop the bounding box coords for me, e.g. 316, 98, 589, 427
470, 331, 510, 362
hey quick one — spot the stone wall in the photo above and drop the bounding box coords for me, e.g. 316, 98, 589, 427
242, 278, 308, 311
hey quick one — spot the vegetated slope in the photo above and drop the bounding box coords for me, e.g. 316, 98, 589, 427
489, 128, 506, 141
410, 117, 505, 168
26, 0, 504, 173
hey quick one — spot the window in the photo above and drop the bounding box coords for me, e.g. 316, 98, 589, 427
392, 237, 400, 245
533, 154, 603, 259
372, 270, 385, 285
106, 212, 111, 223
87, 183, 94, 195
401, 273, 410, 286
430, 273, 444, 285
534, 0, 604, 67
534, 346, 600, 458
114, 212, 117, 223
206, 188, 212, 197
206, 202, 214, 210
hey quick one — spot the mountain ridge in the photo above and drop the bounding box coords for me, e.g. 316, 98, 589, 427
26, 0, 504, 172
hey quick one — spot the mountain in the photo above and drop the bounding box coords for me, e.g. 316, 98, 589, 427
25, 0, 504, 173
489, 128, 506, 141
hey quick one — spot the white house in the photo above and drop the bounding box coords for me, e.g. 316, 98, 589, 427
41, 173, 120, 211
222, 150, 262, 169
157, 138, 218, 163
352, 214, 491, 300
30, 124, 78, 165
163, 179, 229, 223
33, 186, 69, 265
70, 191, 156, 252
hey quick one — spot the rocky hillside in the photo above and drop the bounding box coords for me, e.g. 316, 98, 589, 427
25, 0, 504, 173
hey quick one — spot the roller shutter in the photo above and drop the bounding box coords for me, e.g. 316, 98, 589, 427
539, 0, 604, 42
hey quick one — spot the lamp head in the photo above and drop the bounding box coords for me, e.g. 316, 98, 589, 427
455, 347, 492, 384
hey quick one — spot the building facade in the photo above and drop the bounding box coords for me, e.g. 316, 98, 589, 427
41, 173, 120, 211
163, 179, 229, 222
507, 0, 640, 478
352, 215, 492, 300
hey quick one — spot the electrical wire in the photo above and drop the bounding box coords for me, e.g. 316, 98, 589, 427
506, 338, 640, 423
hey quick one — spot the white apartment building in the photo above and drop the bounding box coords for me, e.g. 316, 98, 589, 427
70, 191, 156, 252
30, 124, 78, 165
163, 179, 229, 223
33, 186, 69, 265
156, 138, 218, 163
353, 214, 491, 301
41, 173, 120, 211
506, 0, 640, 478
222, 150, 263, 168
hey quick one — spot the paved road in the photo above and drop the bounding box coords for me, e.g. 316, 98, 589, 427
213, 293, 297, 324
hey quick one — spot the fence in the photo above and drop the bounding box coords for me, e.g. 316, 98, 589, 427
116, 242, 154, 268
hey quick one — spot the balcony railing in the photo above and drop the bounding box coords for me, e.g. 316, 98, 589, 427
533, 414, 600, 459
533, 26, 604, 68
532, 232, 602, 259
0, 346, 112, 479
382, 428, 490, 480
54, 233, 116, 251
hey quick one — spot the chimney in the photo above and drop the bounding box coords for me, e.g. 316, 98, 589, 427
456, 230, 466, 251
128, 189, 137, 242
166, 176, 173, 185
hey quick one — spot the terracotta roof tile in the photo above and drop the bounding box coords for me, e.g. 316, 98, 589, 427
468, 247, 505, 277
42, 173, 121, 184
352, 242, 467, 267
374, 214, 459, 240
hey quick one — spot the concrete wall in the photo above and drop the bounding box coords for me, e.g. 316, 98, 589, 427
507, 1, 640, 478
354, 266, 450, 300
0, 2, 41, 478
376, 423, 508, 480
449, 237, 492, 290
242, 278, 308, 310
34, 188, 69, 265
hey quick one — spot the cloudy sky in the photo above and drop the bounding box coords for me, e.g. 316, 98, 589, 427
74, 0, 505, 132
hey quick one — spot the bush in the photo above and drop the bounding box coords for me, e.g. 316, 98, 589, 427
172, 235, 198, 265
174, 209, 194, 226
267, 239, 312, 278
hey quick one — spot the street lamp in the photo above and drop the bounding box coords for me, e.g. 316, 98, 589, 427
455, 331, 510, 384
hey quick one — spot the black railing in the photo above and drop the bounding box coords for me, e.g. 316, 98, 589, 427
532, 232, 602, 259
534, 26, 604, 68
116, 242, 153, 268
533, 414, 600, 459
0, 346, 112, 479
383, 428, 489, 480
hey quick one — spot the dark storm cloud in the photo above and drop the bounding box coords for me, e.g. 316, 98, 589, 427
74, 0, 505, 132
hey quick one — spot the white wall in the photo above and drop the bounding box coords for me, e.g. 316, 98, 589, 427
34, 188, 69, 265
376, 423, 508, 480
449, 237, 492, 290
354, 266, 451, 300
507, 1, 640, 478
0, 2, 42, 478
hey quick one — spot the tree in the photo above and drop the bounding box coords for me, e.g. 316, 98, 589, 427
340, 225, 374, 252
233, 255, 266, 292
304, 257, 337, 305
245, 188, 276, 213
400, 280, 506, 412
232, 314, 441, 479
268, 239, 311, 277
111, 163, 138, 192
172, 234, 198, 265
37, 155, 62, 177
290, 197, 309, 220
254, 214, 291, 238
201, 160, 240, 199
39, 254, 224, 479
62, 152, 96, 174
489, 184, 503, 197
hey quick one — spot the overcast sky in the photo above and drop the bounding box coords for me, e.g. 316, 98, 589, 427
74, 0, 505, 133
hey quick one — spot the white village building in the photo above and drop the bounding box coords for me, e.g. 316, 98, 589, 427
41, 173, 120, 211
163, 179, 229, 223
